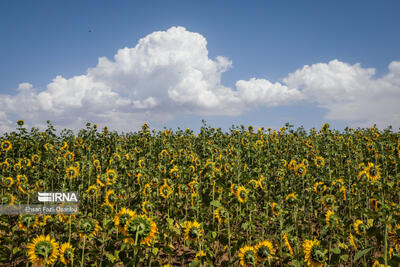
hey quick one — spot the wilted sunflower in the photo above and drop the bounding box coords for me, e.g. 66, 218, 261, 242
285, 193, 297, 206
214, 207, 228, 224
59, 242, 74, 265
1, 140, 12, 151
27, 234, 59, 266
114, 208, 136, 234
160, 180, 173, 199
236, 186, 248, 203
78, 218, 99, 239
314, 156, 325, 168
18, 214, 39, 231
124, 214, 158, 246
313, 182, 326, 195
184, 221, 203, 243
238, 245, 257, 267
65, 166, 79, 179
302, 239, 327, 267
254, 240, 276, 262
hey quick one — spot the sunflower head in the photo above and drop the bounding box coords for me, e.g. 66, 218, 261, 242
124, 215, 158, 246
214, 207, 228, 224
160, 181, 173, 199
2, 176, 14, 188
105, 189, 117, 205
184, 221, 203, 243
87, 185, 98, 197
294, 163, 307, 177
19, 214, 38, 231
27, 235, 59, 266
78, 218, 99, 239
303, 239, 326, 267
142, 201, 152, 214
354, 220, 367, 235
271, 202, 281, 216
254, 240, 275, 261
66, 166, 79, 179
17, 119, 24, 126
285, 193, 297, 206
314, 156, 325, 167
101, 202, 114, 215
238, 245, 257, 267
236, 186, 248, 203
1, 140, 12, 151
322, 195, 335, 208
114, 208, 135, 233
60, 242, 74, 265
314, 182, 326, 195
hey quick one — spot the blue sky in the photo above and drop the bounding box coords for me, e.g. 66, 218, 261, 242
1, 0, 399, 133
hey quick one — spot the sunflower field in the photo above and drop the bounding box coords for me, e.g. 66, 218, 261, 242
1, 120, 400, 266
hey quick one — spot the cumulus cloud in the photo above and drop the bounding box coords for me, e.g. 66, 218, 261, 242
0, 26, 399, 133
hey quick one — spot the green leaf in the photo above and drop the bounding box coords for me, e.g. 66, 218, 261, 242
331, 247, 341, 254
210, 200, 221, 207
152, 247, 159, 256
340, 254, 349, 262
354, 247, 373, 262
105, 253, 115, 263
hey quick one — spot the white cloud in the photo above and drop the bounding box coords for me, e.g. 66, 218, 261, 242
0, 26, 399, 133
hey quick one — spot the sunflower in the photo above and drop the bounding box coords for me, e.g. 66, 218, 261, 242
389, 224, 400, 251
254, 240, 275, 262
105, 189, 117, 205
188, 180, 200, 193
31, 154, 40, 163
271, 202, 281, 216
357, 170, 368, 183
282, 233, 294, 255
1, 140, 12, 151
370, 198, 379, 211
27, 234, 59, 266
313, 182, 326, 195
0, 161, 9, 170
101, 202, 114, 214
372, 260, 391, 267
194, 250, 206, 262
35, 180, 45, 191
142, 201, 152, 214
59, 242, 74, 265
325, 210, 338, 227
114, 208, 136, 234
184, 221, 203, 243
93, 159, 100, 167
143, 183, 152, 196
314, 156, 325, 168
18, 214, 39, 231
106, 169, 118, 184
2, 176, 14, 188
124, 214, 158, 246
17, 119, 24, 126
78, 218, 99, 239
354, 220, 367, 235
169, 165, 179, 179
96, 174, 107, 187
302, 239, 327, 267
214, 207, 228, 225
65, 166, 79, 179
230, 183, 238, 195
18, 183, 29, 194
13, 162, 22, 172
236, 186, 248, 203
64, 151, 74, 161
288, 159, 297, 170
87, 185, 98, 197
364, 162, 381, 181
285, 193, 297, 206
349, 233, 357, 251
57, 214, 76, 224
294, 163, 307, 177
160, 180, 173, 199
40, 215, 54, 227
0, 193, 15, 205
238, 245, 257, 267
321, 195, 335, 208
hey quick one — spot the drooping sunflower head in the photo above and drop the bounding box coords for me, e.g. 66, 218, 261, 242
97, 174, 108, 187
0, 193, 15, 205
370, 198, 379, 211
142, 201, 152, 214
303, 239, 326, 267
64, 151, 74, 161
325, 210, 338, 227
78, 218, 99, 239
59, 242, 74, 265
87, 185, 98, 197
160, 181, 173, 199
184, 221, 203, 243
288, 159, 297, 170
236, 186, 248, 203
27, 234, 59, 266
101, 202, 114, 215
1, 140, 12, 151
238, 245, 257, 267
254, 240, 275, 262
114, 207, 136, 233
365, 162, 381, 181
0, 161, 10, 170
124, 214, 158, 246
143, 183, 152, 196
106, 169, 118, 184
230, 183, 238, 195
271, 202, 281, 216
2, 176, 14, 188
